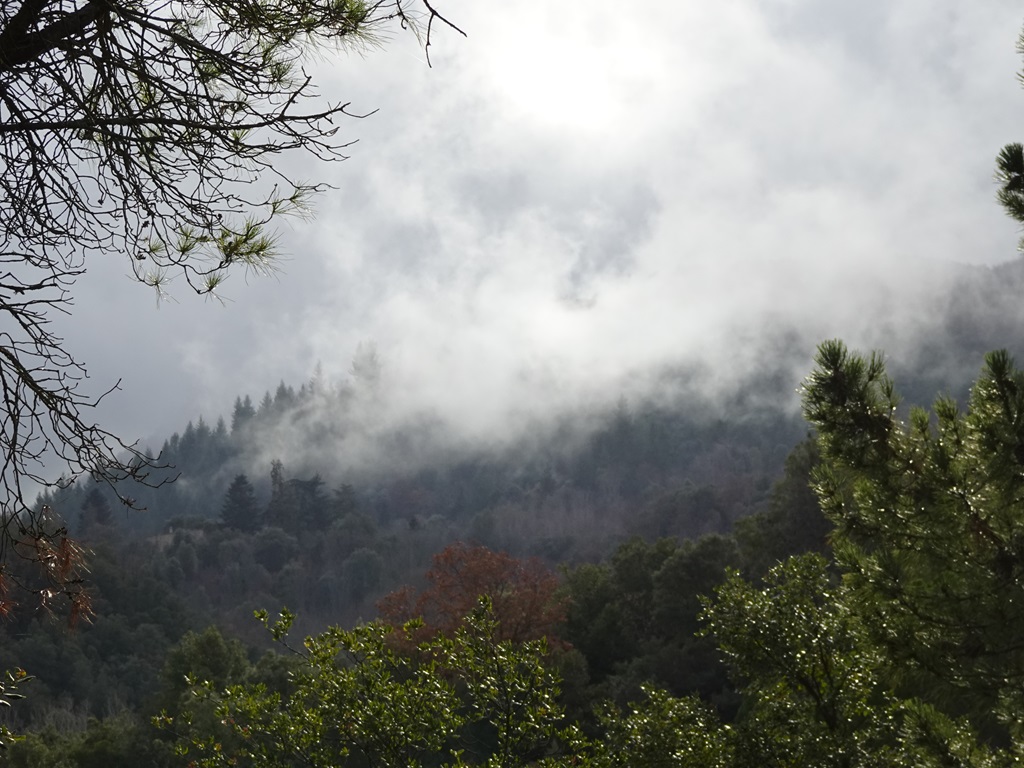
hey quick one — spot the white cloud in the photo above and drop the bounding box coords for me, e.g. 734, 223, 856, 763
61, 0, 1024, 454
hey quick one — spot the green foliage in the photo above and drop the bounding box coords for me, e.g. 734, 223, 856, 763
160, 626, 250, 706
0, 540, 195, 730
0, 669, 29, 749
995, 142, 1024, 236
565, 339, 1024, 766
219, 473, 260, 532
585, 687, 732, 768
996, 31, 1024, 248
4, 710, 189, 768
687, 551, 1005, 768
340, 547, 383, 602
29, 338, 1024, 767
221, 474, 261, 532
169, 600, 573, 767
734, 437, 830, 575
803, 341, 1024, 735
562, 535, 739, 710
77, 488, 114, 533
252, 527, 300, 573
703, 554, 897, 767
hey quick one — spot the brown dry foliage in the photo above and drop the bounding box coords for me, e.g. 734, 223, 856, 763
378, 542, 566, 649
3, 508, 93, 625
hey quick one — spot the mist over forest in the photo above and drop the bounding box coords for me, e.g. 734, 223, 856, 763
6, 0, 1024, 764
117, 252, 1024, 497
5, 251, 1024, 764
31, 252, 1024, 623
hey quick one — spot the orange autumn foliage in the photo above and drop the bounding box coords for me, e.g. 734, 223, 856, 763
378, 542, 566, 648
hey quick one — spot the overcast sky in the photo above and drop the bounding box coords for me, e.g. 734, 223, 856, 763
59, 0, 1024, 451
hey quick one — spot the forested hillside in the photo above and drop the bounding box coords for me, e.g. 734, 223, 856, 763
4, 0, 1024, 762
32, 365, 806, 633
4, 256, 1024, 764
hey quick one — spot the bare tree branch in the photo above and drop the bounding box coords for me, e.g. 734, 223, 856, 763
0, 0, 457, 609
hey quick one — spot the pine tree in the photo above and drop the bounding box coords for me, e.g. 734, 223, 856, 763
263, 459, 290, 528
221, 474, 261, 533
79, 487, 113, 531
803, 340, 1024, 736
231, 396, 256, 435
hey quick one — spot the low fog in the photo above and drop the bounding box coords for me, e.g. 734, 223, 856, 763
54, 0, 1024, 470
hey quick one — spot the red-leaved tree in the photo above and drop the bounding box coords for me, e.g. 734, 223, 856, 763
378, 543, 566, 647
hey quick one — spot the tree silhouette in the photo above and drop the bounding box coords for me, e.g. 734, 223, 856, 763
221, 474, 260, 532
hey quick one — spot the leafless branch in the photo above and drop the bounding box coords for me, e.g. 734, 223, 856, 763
0, 0, 457, 606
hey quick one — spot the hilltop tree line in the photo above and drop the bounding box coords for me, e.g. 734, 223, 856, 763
26, 354, 805, 642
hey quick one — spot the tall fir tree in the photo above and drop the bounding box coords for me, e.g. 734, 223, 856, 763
221, 474, 261, 533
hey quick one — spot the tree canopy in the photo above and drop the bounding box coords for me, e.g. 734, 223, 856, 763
804, 340, 1024, 739
169, 601, 571, 768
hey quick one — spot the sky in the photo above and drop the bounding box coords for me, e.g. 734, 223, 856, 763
57, 0, 1024, 452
